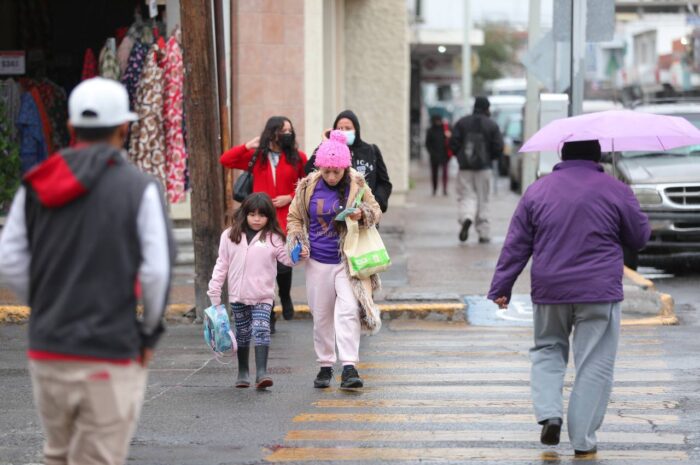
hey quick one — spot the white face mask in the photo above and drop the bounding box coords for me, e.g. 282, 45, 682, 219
341, 130, 356, 146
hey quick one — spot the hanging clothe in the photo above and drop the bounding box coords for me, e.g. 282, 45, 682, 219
117, 35, 135, 77
129, 42, 167, 188
81, 49, 98, 81
162, 28, 188, 203
99, 40, 120, 80
28, 88, 53, 154
121, 41, 149, 110
0, 79, 22, 140
16, 92, 48, 174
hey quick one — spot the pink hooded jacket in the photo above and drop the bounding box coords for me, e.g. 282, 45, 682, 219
207, 228, 293, 306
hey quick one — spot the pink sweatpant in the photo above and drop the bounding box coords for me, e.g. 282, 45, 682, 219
305, 259, 362, 366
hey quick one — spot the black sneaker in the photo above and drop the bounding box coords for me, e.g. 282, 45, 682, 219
340, 365, 363, 389
314, 367, 333, 388
539, 417, 562, 446
459, 219, 472, 242
281, 296, 295, 321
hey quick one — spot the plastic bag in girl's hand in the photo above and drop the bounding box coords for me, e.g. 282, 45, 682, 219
203, 305, 237, 354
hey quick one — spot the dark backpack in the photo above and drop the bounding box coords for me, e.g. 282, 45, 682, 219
456, 117, 490, 170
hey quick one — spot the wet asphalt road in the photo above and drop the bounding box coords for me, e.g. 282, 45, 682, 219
2, 294, 700, 465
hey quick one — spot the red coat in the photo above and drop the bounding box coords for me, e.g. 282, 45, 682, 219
220, 144, 308, 231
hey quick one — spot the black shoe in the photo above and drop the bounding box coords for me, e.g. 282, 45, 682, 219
539, 418, 562, 446
574, 447, 597, 457
340, 365, 363, 389
281, 296, 295, 321
235, 346, 250, 388
254, 345, 273, 389
459, 219, 472, 242
269, 309, 277, 335
478, 237, 491, 244
314, 367, 333, 388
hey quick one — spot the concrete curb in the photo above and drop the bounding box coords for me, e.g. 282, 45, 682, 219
0, 302, 467, 324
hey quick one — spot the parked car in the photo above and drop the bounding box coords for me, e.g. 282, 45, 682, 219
606, 103, 700, 269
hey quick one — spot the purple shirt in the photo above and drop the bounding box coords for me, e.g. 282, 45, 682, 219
309, 180, 342, 264
488, 160, 650, 304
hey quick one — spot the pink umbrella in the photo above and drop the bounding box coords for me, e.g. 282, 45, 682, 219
519, 110, 700, 153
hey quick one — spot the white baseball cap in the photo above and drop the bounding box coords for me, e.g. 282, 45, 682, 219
68, 77, 138, 128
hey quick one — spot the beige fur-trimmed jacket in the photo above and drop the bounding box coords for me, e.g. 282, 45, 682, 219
286, 169, 383, 334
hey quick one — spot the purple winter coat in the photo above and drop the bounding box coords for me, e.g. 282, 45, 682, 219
488, 160, 651, 304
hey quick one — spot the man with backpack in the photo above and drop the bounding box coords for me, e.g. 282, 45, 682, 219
450, 96, 504, 243
0, 77, 175, 465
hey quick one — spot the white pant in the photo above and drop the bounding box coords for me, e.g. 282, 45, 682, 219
456, 169, 491, 239
305, 259, 362, 366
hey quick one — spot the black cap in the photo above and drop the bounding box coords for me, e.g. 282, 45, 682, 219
561, 140, 602, 162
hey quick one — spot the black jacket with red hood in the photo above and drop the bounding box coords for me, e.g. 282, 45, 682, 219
0, 143, 175, 360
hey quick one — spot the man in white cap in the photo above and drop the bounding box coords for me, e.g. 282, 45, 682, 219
0, 77, 175, 465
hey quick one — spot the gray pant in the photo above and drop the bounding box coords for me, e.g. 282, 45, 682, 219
530, 302, 621, 451
456, 169, 490, 239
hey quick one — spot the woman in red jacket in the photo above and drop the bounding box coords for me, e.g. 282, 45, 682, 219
220, 116, 307, 333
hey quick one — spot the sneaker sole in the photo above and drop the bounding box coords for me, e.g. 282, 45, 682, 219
256, 378, 273, 389
314, 380, 332, 388
235, 381, 250, 388
340, 378, 363, 389
540, 423, 561, 446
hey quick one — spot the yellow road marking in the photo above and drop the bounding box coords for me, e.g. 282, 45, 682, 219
356, 360, 665, 370
323, 385, 668, 396
312, 399, 679, 411
285, 429, 686, 445
349, 372, 672, 383
292, 413, 677, 426
265, 447, 687, 462
369, 338, 662, 347
362, 349, 663, 358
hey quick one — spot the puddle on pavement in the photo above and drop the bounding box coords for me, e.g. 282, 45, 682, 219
465, 295, 533, 327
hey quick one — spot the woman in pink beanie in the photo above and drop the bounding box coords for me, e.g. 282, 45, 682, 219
287, 130, 383, 389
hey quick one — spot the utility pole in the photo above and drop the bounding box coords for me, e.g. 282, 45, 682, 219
180, 0, 225, 320
462, 0, 472, 109
569, 0, 586, 116
522, 0, 542, 191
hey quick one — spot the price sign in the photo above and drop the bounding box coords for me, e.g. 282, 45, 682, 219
0, 51, 25, 75
149, 0, 158, 18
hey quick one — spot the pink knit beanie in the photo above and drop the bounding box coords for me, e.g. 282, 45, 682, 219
314, 130, 352, 169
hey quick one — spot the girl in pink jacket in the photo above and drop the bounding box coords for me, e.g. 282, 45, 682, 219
207, 193, 301, 389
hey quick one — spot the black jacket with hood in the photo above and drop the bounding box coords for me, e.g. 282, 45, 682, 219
449, 108, 504, 170
305, 110, 393, 212
0, 144, 176, 360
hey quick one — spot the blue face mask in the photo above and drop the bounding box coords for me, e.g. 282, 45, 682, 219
341, 130, 356, 146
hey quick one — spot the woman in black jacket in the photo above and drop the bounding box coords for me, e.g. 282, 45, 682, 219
425, 114, 450, 196
305, 110, 392, 212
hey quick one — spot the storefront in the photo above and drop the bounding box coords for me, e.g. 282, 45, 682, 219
0, 0, 190, 219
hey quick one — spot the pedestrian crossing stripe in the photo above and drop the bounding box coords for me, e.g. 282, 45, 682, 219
311, 399, 680, 411
362, 349, 664, 358
265, 447, 688, 462
292, 413, 678, 426
370, 338, 662, 347
320, 385, 669, 396
284, 429, 686, 445
355, 360, 666, 370
347, 371, 673, 383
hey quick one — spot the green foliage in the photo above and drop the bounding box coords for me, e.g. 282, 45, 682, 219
0, 101, 21, 213
473, 23, 522, 93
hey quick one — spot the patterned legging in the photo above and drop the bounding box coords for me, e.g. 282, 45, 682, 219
231, 302, 272, 347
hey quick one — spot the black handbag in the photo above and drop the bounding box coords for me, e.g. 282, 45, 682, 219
232, 150, 259, 202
